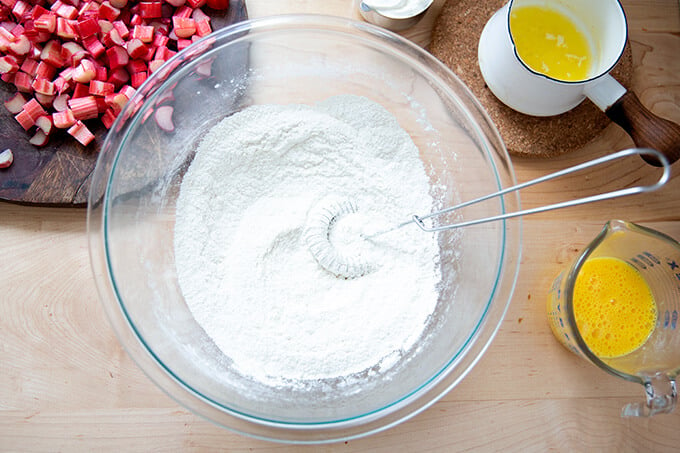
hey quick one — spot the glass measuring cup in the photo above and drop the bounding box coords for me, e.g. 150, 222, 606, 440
548, 220, 680, 417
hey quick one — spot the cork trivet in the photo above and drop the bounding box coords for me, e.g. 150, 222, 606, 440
429, 0, 633, 158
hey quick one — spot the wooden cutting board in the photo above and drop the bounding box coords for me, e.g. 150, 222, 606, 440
0, 0, 248, 207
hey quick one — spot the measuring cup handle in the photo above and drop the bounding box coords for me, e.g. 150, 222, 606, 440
605, 90, 680, 166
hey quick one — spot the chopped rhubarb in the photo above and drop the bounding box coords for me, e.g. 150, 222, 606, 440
98, 2, 120, 21
40, 40, 65, 67
89, 79, 115, 96
15, 108, 34, 129
35, 114, 53, 135
72, 58, 96, 83
52, 93, 69, 111
3, 91, 26, 113
35, 61, 56, 80
101, 107, 116, 128
75, 16, 98, 38
8, 33, 29, 55
126, 38, 147, 59
112, 20, 129, 39
138, 2, 162, 19
23, 97, 47, 120
172, 17, 195, 38
82, 35, 105, 58
186, 0, 207, 8
32, 77, 55, 95
130, 70, 146, 88
29, 128, 48, 146
0, 148, 13, 169
56, 17, 77, 39
109, 0, 128, 9
195, 18, 210, 37
53, 108, 75, 128
132, 24, 154, 42
34, 92, 55, 107
72, 82, 89, 98
68, 95, 98, 119
106, 67, 129, 87
20, 58, 38, 76
0, 54, 19, 73
34, 12, 56, 33
67, 120, 94, 145
13, 70, 32, 92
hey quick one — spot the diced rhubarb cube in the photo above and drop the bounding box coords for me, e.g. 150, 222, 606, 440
174, 5, 192, 18
176, 38, 191, 51
20, 58, 39, 77
104, 92, 128, 113
172, 17, 195, 38
95, 64, 107, 81
31, 77, 55, 95
106, 67, 129, 87
53, 76, 71, 94
53, 108, 76, 128
34, 12, 56, 33
68, 95, 99, 119
112, 20, 128, 39
98, 1, 120, 21
118, 84, 135, 100
148, 59, 163, 74
23, 97, 47, 120
75, 16, 98, 38
101, 108, 117, 128
0, 54, 19, 73
78, 1, 100, 18
11, 0, 30, 20
129, 13, 142, 26
186, 0, 206, 8
72, 82, 89, 98
102, 28, 124, 47
138, 1, 161, 18
109, 0, 128, 8
152, 33, 168, 48
73, 58, 96, 83
126, 58, 146, 74
51, 1, 78, 20
34, 92, 54, 108
40, 39, 65, 67
35, 114, 53, 135
13, 71, 33, 92
132, 24, 154, 43
30, 4, 49, 19
98, 19, 114, 34
195, 18, 210, 37
89, 79, 115, 96
82, 35, 105, 58
130, 71, 146, 88
56, 17, 77, 39
67, 120, 94, 145
29, 128, 49, 146
15, 109, 34, 130
126, 38, 147, 59
53, 93, 69, 111
4, 92, 26, 113
106, 45, 128, 69
60, 41, 83, 64
35, 61, 56, 80
8, 33, 30, 56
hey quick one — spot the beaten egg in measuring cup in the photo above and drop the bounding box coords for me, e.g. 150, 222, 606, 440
509, 5, 594, 81
573, 257, 658, 358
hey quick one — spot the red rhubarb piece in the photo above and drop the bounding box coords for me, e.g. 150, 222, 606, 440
89, 79, 115, 96
0, 54, 19, 73
126, 38, 147, 59
75, 16, 98, 38
13, 70, 33, 92
29, 128, 49, 146
53, 108, 75, 128
31, 77, 55, 95
68, 95, 99, 120
206, 0, 228, 10
53, 93, 69, 111
73, 59, 96, 83
67, 120, 95, 145
3, 91, 26, 113
14, 109, 34, 129
98, 1, 120, 21
23, 97, 47, 120
0, 148, 14, 169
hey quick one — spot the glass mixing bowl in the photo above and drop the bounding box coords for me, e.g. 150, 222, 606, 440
87, 15, 521, 443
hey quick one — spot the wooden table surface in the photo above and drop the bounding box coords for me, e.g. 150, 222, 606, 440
1, 0, 679, 451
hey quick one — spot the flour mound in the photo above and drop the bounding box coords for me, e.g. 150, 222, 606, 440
174, 95, 441, 385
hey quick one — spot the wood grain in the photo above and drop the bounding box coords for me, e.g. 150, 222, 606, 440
0, 1, 248, 207
1, 0, 679, 451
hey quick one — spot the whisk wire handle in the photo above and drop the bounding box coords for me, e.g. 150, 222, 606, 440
413, 148, 671, 233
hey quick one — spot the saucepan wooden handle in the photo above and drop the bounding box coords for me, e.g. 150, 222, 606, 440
605, 91, 680, 166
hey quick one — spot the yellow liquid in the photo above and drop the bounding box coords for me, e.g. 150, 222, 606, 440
573, 257, 657, 358
509, 5, 593, 81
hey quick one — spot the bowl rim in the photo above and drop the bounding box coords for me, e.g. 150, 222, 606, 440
87, 13, 522, 444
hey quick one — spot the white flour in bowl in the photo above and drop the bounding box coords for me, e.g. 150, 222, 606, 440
174, 95, 441, 385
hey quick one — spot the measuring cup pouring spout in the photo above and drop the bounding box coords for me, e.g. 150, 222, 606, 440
548, 220, 680, 417
478, 0, 680, 165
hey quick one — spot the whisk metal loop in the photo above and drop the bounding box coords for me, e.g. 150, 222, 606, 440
412, 148, 670, 233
